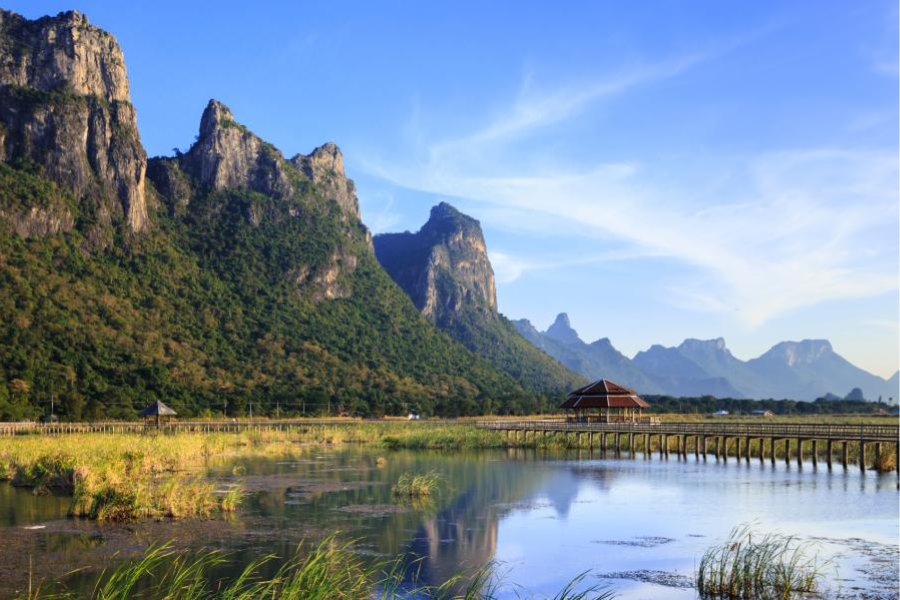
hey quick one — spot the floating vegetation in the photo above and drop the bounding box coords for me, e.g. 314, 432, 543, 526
597, 569, 695, 589
593, 536, 675, 548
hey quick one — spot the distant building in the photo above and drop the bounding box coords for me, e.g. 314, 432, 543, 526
750, 410, 773, 417
712, 410, 729, 416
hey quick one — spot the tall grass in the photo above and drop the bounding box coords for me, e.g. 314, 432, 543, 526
0, 434, 246, 520
696, 524, 828, 599
19, 536, 617, 600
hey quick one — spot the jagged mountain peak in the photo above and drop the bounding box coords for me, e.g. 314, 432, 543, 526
420, 202, 481, 239
374, 202, 497, 321
758, 339, 834, 367
0, 8, 131, 102
677, 338, 736, 362
290, 141, 361, 220
374, 203, 581, 392
545, 313, 582, 345
199, 99, 236, 136
180, 99, 293, 199
679, 337, 728, 352
0, 8, 148, 243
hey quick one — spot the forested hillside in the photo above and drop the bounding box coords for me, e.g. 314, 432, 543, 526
0, 10, 573, 421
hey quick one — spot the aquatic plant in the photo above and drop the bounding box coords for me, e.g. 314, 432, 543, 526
18, 536, 617, 600
696, 524, 828, 599
392, 470, 445, 499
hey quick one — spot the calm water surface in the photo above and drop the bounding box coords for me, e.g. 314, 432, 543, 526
0, 448, 897, 598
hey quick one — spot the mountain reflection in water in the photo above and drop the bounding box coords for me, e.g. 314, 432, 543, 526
0, 447, 895, 599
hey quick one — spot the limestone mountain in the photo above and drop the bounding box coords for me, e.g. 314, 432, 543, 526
374, 202, 496, 327
148, 99, 368, 302
746, 340, 898, 403
518, 314, 899, 401
374, 204, 584, 394
513, 314, 660, 393
0, 9, 147, 247
0, 9, 568, 421
637, 338, 764, 398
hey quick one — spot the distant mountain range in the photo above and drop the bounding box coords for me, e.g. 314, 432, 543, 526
514, 314, 899, 402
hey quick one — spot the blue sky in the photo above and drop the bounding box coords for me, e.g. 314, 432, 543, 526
8, 1, 899, 378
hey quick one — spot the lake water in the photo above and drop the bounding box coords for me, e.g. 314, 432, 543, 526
0, 447, 897, 598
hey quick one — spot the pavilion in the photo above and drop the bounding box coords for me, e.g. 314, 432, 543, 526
560, 379, 650, 423
139, 400, 177, 429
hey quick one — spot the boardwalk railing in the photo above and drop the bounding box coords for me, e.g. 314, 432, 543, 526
476, 419, 899, 473
0, 419, 365, 437
475, 419, 899, 443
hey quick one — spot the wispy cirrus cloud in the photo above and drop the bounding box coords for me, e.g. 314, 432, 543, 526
362, 42, 899, 330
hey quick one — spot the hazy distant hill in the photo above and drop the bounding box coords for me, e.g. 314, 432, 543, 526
514, 314, 660, 393
516, 313, 899, 401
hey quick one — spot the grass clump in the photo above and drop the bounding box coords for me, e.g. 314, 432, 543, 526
391, 470, 445, 499
696, 524, 828, 599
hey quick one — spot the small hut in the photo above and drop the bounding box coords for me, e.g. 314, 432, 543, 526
140, 400, 177, 429
560, 379, 650, 423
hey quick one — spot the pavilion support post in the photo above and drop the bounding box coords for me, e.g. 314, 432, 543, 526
629, 433, 635, 456
701, 435, 708, 461
644, 433, 650, 458
812, 440, 818, 467
797, 438, 803, 467
874, 442, 882, 470
770, 438, 777, 465
784, 439, 791, 466
842, 441, 849, 469
758, 438, 764, 462
735, 437, 742, 461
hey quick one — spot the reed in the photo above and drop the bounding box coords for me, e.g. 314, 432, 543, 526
696, 524, 827, 599
18, 536, 617, 600
391, 470, 445, 499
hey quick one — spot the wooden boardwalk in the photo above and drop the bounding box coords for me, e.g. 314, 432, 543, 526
1, 417, 896, 474
476, 419, 899, 473
0, 419, 356, 437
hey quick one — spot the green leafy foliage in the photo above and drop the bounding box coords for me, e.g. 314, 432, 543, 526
0, 160, 564, 421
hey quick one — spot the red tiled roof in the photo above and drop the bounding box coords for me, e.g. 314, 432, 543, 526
560, 378, 649, 409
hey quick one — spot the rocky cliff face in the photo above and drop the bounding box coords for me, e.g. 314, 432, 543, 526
149, 99, 369, 302
0, 9, 148, 244
375, 205, 582, 393
180, 100, 293, 199
170, 100, 363, 225
373, 202, 497, 326
290, 142, 361, 221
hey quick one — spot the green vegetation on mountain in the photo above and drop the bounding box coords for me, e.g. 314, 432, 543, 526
0, 156, 565, 421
